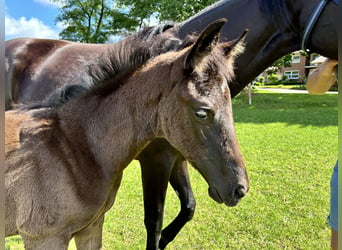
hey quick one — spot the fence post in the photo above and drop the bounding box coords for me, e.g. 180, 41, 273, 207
248, 83, 252, 105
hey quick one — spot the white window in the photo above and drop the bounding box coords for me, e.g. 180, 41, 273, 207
284, 70, 299, 80
292, 55, 300, 63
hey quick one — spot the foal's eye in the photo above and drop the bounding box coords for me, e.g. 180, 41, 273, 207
194, 109, 209, 120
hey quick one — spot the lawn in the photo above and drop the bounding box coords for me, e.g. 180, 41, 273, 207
5, 91, 338, 249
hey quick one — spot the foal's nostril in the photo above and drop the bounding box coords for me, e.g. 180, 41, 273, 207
233, 185, 247, 199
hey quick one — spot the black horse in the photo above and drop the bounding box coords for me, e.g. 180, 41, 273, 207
5, 0, 338, 249
140, 0, 337, 248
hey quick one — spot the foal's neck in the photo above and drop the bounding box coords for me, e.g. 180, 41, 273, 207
58, 51, 183, 176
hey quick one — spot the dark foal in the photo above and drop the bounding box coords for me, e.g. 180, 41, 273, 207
6, 20, 249, 249
5, 0, 337, 248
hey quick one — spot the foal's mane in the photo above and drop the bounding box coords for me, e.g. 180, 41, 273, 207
87, 35, 154, 96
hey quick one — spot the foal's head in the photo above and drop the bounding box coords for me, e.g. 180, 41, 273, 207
158, 19, 249, 206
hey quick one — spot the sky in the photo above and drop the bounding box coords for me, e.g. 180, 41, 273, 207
4, 0, 160, 42
5, 0, 64, 40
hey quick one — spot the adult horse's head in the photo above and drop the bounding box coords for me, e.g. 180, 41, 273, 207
157, 19, 249, 206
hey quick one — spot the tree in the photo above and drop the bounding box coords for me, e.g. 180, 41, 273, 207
114, 0, 157, 29
52, 0, 219, 42
52, 0, 138, 43
266, 54, 293, 75
116, 0, 217, 24
158, 0, 218, 22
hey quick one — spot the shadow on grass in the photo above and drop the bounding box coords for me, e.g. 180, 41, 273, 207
232, 92, 338, 127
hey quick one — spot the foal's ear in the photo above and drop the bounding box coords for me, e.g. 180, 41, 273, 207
184, 18, 227, 72
222, 29, 248, 58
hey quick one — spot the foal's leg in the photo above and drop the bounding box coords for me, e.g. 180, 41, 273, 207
138, 139, 180, 250
21, 234, 70, 250
74, 215, 104, 250
74, 172, 123, 250
159, 160, 196, 249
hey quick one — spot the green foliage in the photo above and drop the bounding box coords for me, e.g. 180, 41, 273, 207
253, 76, 264, 86
272, 54, 292, 71
265, 73, 279, 84
52, 0, 139, 42
6, 92, 337, 249
265, 54, 293, 84
267, 54, 292, 75
51, 0, 218, 42
116, 0, 217, 23
156, 0, 217, 22
114, 0, 157, 28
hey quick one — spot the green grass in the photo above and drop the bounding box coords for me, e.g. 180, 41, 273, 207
255, 84, 338, 91
6, 91, 337, 249
256, 84, 307, 90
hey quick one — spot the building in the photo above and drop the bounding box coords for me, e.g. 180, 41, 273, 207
279, 52, 306, 82
258, 52, 321, 84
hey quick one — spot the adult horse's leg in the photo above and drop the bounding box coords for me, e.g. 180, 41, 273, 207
138, 139, 190, 250
74, 215, 104, 250
159, 160, 195, 249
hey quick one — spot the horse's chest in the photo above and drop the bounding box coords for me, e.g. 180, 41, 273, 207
7, 121, 115, 237
10, 151, 117, 238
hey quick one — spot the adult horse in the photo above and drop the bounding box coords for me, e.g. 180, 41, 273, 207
5, 0, 338, 249
140, 0, 337, 248
5, 20, 249, 249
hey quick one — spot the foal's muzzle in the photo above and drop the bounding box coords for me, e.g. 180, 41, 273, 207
233, 184, 248, 200
208, 182, 248, 207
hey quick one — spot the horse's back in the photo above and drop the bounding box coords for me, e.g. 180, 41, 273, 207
5, 38, 72, 70
5, 38, 107, 108
5, 37, 108, 70
5, 38, 70, 108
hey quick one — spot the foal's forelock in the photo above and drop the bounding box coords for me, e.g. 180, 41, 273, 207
191, 44, 241, 95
